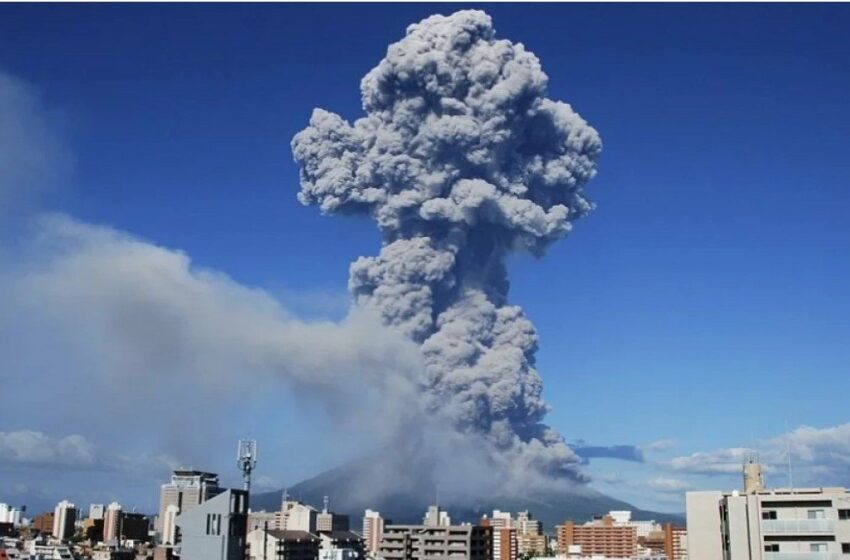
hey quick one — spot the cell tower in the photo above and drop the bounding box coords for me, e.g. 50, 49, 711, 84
237, 439, 258, 492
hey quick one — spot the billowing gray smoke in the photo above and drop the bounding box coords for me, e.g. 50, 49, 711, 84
293, 10, 601, 484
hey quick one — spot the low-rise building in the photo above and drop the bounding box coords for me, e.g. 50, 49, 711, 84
31, 513, 55, 536
379, 523, 492, 560
246, 529, 319, 560
248, 511, 279, 533
318, 530, 363, 560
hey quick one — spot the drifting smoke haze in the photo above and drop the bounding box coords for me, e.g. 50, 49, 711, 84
293, 10, 602, 492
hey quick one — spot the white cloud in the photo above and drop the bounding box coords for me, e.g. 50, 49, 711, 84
664, 424, 850, 486
0, 430, 96, 469
643, 439, 677, 453
647, 476, 692, 492
666, 447, 754, 475
0, 429, 177, 475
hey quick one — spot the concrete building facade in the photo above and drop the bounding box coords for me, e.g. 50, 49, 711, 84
246, 529, 319, 560
157, 470, 221, 538
278, 502, 318, 533
248, 511, 279, 533
687, 486, 850, 560
175, 489, 248, 560
379, 523, 492, 560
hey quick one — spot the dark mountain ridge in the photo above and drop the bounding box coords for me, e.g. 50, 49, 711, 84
252, 460, 683, 530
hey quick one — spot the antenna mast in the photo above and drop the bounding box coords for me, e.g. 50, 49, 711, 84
237, 439, 258, 493
784, 421, 794, 489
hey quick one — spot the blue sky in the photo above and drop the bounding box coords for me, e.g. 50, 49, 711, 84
1, 3, 849, 516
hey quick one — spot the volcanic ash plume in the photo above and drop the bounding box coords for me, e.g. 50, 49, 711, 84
293, 10, 602, 484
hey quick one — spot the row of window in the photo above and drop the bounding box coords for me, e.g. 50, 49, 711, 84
764, 543, 850, 552
760, 508, 850, 520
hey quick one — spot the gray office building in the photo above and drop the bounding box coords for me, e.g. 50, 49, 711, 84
175, 489, 249, 560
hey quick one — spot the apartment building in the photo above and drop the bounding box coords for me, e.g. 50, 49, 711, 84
664, 524, 688, 560
557, 516, 638, 558
362, 510, 385, 555
246, 529, 319, 560
687, 486, 850, 559
379, 523, 492, 560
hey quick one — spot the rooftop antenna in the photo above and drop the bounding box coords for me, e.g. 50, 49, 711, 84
323, 495, 329, 513
784, 421, 794, 490
237, 439, 258, 493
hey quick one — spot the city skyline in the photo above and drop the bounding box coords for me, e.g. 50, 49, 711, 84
1, 3, 849, 517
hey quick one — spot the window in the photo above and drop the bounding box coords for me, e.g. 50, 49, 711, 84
810, 543, 828, 552
808, 509, 826, 520
842, 543, 850, 553
762, 511, 777, 520
764, 544, 779, 552
839, 509, 850, 520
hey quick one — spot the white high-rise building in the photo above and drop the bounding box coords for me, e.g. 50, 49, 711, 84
52, 500, 78, 540
0, 503, 22, 526
363, 509, 385, 554
423, 505, 450, 527
516, 511, 541, 535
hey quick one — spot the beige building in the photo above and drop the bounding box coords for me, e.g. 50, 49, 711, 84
517, 533, 546, 556
278, 501, 318, 533
156, 470, 220, 541
103, 502, 122, 543
362, 510, 385, 554
248, 511, 278, 533
557, 515, 637, 558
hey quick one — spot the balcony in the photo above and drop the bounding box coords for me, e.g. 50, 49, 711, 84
761, 519, 835, 534
764, 553, 840, 560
